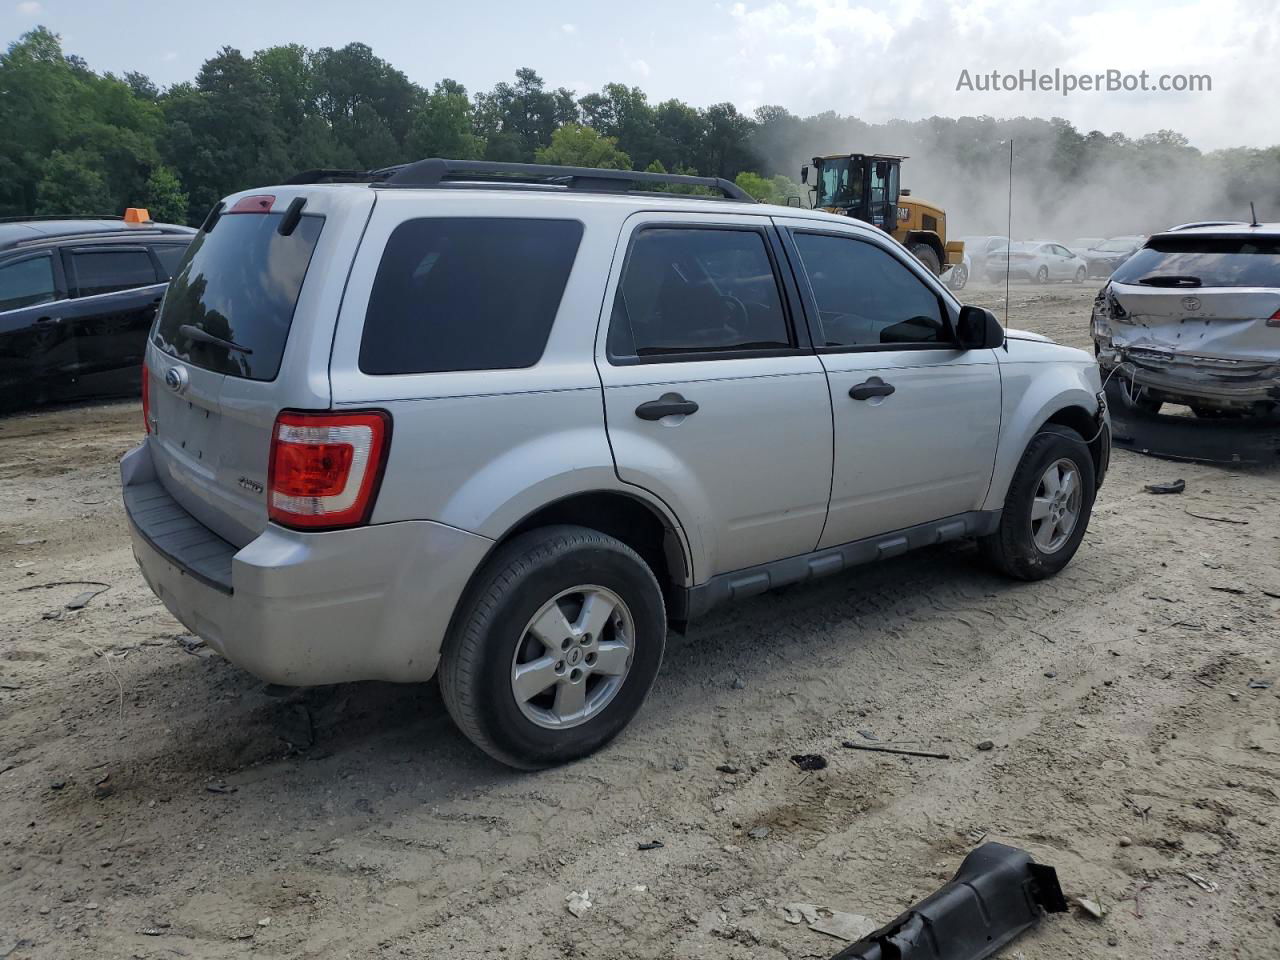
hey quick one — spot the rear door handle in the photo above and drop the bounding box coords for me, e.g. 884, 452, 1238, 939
849, 378, 895, 401
635, 393, 699, 421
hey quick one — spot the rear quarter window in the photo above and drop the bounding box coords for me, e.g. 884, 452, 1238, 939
358, 217, 583, 375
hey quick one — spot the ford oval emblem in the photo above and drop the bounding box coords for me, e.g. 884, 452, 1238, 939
164, 365, 189, 394
1181, 296, 1202, 312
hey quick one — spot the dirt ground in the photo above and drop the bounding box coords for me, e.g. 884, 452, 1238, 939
1, 282, 1277, 960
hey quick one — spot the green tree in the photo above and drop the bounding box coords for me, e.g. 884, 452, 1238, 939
407, 80, 481, 159
535, 124, 630, 169
142, 164, 189, 223
35, 150, 113, 214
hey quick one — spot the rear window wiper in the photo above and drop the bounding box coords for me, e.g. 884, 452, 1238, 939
178, 323, 254, 354
1136, 275, 1202, 287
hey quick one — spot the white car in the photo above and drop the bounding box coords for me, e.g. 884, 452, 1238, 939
987, 241, 1089, 284
1092, 224, 1280, 417
1067, 237, 1105, 257
122, 158, 1110, 768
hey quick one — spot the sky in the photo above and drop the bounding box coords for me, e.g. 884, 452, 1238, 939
6, 0, 1279, 151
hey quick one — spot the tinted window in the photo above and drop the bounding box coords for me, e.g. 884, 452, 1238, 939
69, 249, 157, 297
793, 233, 946, 347
609, 227, 790, 358
0, 255, 56, 312
152, 244, 189, 278
1112, 235, 1280, 288
154, 213, 324, 381
359, 218, 582, 375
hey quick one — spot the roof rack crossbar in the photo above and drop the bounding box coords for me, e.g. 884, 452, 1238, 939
374, 158, 754, 202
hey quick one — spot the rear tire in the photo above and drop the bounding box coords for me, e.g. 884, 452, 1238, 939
1074, 266, 1087, 283
980, 425, 1096, 581
439, 525, 666, 769
910, 243, 941, 275
1035, 265, 1050, 284
947, 263, 969, 291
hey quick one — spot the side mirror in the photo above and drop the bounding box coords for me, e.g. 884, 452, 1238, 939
786, 195, 801, 207
900, 188, 912, 197
800, 165, 809, 184
956, 305, 1005, 350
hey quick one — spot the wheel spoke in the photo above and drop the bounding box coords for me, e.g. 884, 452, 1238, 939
1060, 470, 1076, 501
593, 641, 630, 676
528, 602, 573, 653
1030, 496, 1053, 521
576, 591, 616, 640
1041, 465, 1061, 498
553, 679, 586, 719
1033, 519, 1054, 550
512, 657, 559, 703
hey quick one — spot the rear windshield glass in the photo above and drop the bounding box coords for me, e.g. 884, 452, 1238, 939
1112, 236, 1280, 288
153, 212, 324, 380
359, 217, 583, 375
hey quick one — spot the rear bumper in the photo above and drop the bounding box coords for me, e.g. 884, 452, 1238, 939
121, 441, 493, 686
1097, 347, 1280, 407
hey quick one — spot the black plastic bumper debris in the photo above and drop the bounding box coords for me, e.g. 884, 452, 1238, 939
829, 842, 1067, 960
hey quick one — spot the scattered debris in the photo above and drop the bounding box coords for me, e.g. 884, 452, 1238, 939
49, 780, 66, 791
856, 729, 878, 741
138, 927, 167, 937
715, 763, 740, 774
671, 758, 686, 772
205, 781, 237, 795
1209, 585, 1248, 595
65, 586, 109, 610
636, 840, 664, 851
565, 890, 592, 918
1184, 873, 1219, 893
17, 579, 109, 593
833, 843, 1066, 959
177, 635, 205, 655
1118, 836, 1132, 847
782, 903, 877, 942
93, 772, 114, 800
976, 740, 995, 752
747, 826, 770, 839
1247, 678, 1273, 689
1184, 509, 1248, 525
1144, 479, 1185, 494
1076, 897, 1106, 920
790, 753, 827, 771
730, 676, 746, 689
842, 741, 952, 760
257, 917, 271, 927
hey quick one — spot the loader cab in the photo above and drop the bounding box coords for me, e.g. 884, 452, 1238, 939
803, 154, 903, 233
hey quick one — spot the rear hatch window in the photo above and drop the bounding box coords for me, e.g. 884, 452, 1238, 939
1113, 236, 1280, 288
153, 212, 324, 380
358, 217, 583, 374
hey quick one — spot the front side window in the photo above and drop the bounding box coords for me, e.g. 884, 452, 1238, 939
68, 249, 158, 297
608, 227, 791, 360
793, 233, 947, 348
0, 255, 56, 312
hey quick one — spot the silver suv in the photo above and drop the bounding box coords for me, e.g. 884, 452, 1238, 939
122, 160, 1110, 768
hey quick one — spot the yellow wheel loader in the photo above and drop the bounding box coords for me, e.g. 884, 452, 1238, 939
801, 154, 964, 276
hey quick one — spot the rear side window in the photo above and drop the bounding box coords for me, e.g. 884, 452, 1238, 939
152, 244, 189, 278
792, 233, 946, 348
1112, 236, 1280, 288
68, 248, 158, 297
359, 218, 583, 375
154, 213, 324, 381
0, 254, 56, 312
608, 227, 791, 359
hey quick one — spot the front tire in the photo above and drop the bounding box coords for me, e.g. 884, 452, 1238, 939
1035, 265, 1050, 284
1074, 266, 1086, 284
910, 243, 941, 275
439, 525, 666, 769
980, 425, 1096, 581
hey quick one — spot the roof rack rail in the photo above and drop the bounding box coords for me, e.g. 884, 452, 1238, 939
316, 158, 751, 202
0, 214, 123, 223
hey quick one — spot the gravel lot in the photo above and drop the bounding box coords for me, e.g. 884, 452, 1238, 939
1, 282, 1277, 960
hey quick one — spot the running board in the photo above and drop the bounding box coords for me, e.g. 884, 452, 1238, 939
678, 510, 1000, 621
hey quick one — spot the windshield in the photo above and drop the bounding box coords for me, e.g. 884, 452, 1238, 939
153, 212, 324, 380
817, 157, 862, 208
1112, 236, 1280, 288
1095, 238, 1138, 252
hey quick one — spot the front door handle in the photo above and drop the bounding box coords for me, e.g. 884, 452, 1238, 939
635, 393, 699, 421
35, 315, 60, 324
849, 377, 895, 401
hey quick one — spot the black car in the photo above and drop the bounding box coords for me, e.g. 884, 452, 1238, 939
0, 212, 195, 413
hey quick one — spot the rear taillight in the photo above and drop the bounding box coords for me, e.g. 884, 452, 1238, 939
141, 362, 151, 434
267, 411, 391, 530
1268, 308, 1280, 328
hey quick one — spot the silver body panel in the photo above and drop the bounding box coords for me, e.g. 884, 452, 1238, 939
125, 183, 1107, 685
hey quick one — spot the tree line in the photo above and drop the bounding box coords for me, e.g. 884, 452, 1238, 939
3, 26, 1278, 236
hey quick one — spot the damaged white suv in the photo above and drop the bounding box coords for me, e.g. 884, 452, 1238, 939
122, 159, 1109, 769
1093, 224, 1280, 417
